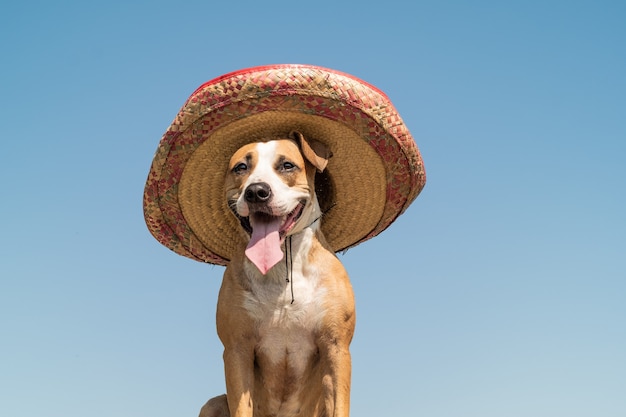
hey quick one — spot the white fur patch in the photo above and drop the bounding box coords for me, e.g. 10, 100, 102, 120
244, 229, 327, 364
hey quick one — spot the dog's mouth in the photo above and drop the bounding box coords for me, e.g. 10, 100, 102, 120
235, 201, 306, 275
238, 201, 306, 239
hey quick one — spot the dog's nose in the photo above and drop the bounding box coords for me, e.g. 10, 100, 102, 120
245, 182, 272, 203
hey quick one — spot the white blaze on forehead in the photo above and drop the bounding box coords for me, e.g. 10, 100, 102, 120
247, 141, 278, 185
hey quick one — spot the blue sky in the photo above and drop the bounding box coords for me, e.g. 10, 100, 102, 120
1, 1, 625, 416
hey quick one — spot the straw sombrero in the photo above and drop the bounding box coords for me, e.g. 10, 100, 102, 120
144, 64, 426, 266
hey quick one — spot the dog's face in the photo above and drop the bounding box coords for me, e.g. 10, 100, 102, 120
225, 138, 313, 236
224, 133, 330, 274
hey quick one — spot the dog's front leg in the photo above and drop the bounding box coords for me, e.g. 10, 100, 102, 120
223, 347, 255, 417
320, 340, 352, 417
217, 266, 257, 417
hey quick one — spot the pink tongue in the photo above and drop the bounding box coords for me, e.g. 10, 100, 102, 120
245, 216, 284, 274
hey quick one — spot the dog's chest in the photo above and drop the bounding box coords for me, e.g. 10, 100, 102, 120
243, 254, 327, 370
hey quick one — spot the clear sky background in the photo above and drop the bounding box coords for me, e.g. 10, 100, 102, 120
1, 1, 625, 416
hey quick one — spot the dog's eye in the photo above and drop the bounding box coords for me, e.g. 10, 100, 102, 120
233, 163, 248, 174
280, 161, 296, 171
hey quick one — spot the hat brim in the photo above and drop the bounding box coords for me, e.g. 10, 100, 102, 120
144, 64, 426, 265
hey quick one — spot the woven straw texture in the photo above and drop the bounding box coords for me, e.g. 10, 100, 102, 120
144, 64, 426, 265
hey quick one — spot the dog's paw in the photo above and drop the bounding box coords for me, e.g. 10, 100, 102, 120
198, 394, 229, 417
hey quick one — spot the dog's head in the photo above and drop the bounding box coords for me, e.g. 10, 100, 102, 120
225, 131, 331, 274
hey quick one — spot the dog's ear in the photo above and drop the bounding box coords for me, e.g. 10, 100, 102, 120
289, 131, 332, 173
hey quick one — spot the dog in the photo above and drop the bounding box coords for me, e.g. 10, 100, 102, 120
199, 131, 356, 417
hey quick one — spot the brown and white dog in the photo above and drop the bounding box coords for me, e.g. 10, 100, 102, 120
199, 132, 356, 417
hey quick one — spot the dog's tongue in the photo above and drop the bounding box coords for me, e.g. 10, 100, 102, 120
245, 215, 284, 274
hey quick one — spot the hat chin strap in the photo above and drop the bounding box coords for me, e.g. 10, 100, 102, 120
283, 195, 324, 305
